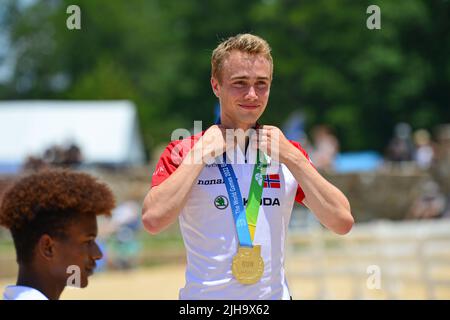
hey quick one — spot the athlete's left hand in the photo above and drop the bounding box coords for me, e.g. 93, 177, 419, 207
252, 125, 299, 164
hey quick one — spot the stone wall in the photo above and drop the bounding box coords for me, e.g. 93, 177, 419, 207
323, 170, 429, 221
87, 165, 441, 223
0, 164, 447, 225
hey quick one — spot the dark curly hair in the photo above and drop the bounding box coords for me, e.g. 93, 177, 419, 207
0, 169, 115, 264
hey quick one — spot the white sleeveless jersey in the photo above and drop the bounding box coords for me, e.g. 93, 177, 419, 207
151, 131, 312, 300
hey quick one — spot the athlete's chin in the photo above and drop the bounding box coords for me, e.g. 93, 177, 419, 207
235, 109, 262, 122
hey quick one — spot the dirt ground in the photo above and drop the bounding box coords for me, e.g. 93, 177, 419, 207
0, 264, 185, 300
1, 262, 449, 300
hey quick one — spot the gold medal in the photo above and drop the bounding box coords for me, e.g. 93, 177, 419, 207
232, 245, 264, 285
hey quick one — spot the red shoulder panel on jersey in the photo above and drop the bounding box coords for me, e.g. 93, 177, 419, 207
151, 132, 205, 187
288, 140, 314, 205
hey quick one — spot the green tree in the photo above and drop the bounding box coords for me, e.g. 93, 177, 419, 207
1, 0, 449, 154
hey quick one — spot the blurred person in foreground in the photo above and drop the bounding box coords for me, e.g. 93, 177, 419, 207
0, 169, 115, 300
142, 33, 353, 299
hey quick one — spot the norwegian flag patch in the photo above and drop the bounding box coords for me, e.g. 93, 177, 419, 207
263, 174, 281, 188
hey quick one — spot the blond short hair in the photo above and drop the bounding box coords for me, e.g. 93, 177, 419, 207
211, 33, 273, 81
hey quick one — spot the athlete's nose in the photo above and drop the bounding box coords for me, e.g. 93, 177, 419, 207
245, 86, 258, 100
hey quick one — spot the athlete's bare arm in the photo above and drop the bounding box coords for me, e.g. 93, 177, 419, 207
142, 125, 227, 234
257, 125, 354, 235
285, 152, 354, 234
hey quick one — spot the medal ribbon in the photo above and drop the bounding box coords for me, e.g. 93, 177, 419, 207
214, 118, 267, 247
245, 151, 267, 241
218, 146, 267, 248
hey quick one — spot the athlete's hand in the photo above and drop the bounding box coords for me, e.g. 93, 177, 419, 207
197, 125, 229, 164
252, 125, 299, 164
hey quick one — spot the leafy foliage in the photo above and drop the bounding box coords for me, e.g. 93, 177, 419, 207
0, 0, 448, 154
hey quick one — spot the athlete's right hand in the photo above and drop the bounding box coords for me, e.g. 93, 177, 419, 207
197, 125, 229, 164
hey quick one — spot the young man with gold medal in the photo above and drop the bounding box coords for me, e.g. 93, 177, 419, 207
143, 34, 354, 299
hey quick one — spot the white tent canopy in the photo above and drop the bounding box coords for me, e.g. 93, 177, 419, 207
0, 100, 146, 168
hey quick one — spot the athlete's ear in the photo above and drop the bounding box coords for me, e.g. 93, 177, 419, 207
211, 77, 220, 98
37, 234, 56, 260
